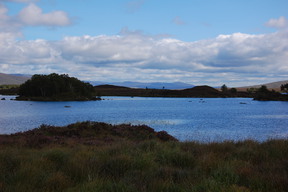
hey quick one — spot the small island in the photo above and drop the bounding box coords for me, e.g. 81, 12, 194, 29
16, 73, 100, 101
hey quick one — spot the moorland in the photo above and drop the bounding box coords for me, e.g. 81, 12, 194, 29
0, 122, 287, 192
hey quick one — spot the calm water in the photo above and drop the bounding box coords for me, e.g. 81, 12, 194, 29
1, 95, 288, 142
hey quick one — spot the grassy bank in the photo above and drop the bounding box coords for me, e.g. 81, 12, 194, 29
0, 122, 287, 192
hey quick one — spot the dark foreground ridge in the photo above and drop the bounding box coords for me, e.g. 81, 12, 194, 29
0, 122, 287, 191
0, 121, 177, 147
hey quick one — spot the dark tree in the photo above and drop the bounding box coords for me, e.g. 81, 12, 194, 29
18, 73, 96, 101
252, 85, 288, 101
230, 88, 237, 94
221, 84, 228, 92
281, 83, 288, 93
258, 85, 269, 93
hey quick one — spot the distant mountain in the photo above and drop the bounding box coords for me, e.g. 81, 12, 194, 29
0, 73, 30, 85
90, 81, 194, 90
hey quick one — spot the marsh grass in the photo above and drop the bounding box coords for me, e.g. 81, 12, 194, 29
1, 140, 287, 192
0, 123, 287, 191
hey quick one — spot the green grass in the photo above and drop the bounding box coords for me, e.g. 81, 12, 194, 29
1, 139, 287, 192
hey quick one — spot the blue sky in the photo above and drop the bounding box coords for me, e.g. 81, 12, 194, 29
0, 0, 288, 86
13, 0, 287, 41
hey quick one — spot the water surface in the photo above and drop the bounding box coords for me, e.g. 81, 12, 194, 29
1, 96, 287, 142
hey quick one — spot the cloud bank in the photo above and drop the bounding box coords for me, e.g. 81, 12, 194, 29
1, 26, 287, 86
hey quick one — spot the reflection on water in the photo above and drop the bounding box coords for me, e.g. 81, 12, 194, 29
0, 96, 288, 142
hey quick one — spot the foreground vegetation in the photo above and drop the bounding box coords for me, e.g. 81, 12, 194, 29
0, 122, 287, 192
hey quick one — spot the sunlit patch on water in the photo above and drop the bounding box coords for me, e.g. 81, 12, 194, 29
248, 115, 288, 119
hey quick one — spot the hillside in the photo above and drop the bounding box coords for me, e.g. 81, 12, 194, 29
237, 80, 288, 91
0, 73, 30, 85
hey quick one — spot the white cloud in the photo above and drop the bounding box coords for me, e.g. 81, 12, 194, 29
18, 3, 71, 26
0, 2, 71, 39
266, 16, 288, 29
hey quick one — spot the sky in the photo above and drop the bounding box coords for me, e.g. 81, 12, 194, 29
0, 0, 288, 87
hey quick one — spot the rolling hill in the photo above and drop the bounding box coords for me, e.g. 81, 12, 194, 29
0, 73, 30, 85
237, 80, 288, 91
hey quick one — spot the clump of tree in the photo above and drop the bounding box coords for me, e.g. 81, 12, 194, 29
280, 83, 288, 93
246, 88, 258, 94
253, 85, 288, 101
220, 84, 228, 93
220, 84, 239, 97
17, 73, 98, 101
